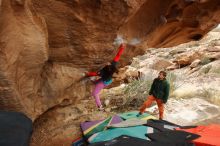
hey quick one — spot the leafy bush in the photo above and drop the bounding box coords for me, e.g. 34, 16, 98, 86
119, 77, 153, 110
200, 57, 211, 65
200, 65, 212, 74
166, 72, 186, 97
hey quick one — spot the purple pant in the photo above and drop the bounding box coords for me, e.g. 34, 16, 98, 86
92, 80, 107, 107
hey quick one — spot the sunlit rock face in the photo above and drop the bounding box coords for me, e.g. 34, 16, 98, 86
0, 0, 220, 145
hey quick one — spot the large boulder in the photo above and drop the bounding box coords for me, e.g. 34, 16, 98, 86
173, 51, 203, 67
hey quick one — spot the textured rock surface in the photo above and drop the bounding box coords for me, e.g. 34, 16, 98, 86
0, 0, 220, 145
31, 99, 111, 146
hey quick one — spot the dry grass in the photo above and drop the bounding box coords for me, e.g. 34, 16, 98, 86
110, 72, 184, 111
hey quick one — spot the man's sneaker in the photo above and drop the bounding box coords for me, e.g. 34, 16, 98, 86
136, 112, 142, 117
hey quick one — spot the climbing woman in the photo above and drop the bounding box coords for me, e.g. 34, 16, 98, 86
85, 43, 126, 110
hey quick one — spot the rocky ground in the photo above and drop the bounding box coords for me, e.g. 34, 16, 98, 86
100, 26, 220, 125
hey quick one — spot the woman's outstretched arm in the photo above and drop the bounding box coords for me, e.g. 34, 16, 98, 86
113, 43, 126, 62
86, 72, 99, 76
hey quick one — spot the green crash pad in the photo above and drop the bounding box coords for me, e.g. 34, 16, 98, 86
88, 125, 153, 143
118, 111, 156, 121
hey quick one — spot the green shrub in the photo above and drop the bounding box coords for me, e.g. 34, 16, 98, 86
200, 65, 212, 74
200, 57, 211, 65
120, 77, 153, 110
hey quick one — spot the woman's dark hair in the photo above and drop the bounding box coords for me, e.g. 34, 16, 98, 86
106, 65, 117, 75
159, 71, 167, 77
100, 64, 118, 81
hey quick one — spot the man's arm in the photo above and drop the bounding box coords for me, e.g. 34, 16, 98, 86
149, 79, 156, 95
163, 81, 170, 103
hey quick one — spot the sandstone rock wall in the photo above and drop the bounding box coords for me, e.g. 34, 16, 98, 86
0, 1, 220, 145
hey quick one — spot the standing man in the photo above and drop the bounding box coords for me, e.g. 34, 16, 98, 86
138, 71, 170, 120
